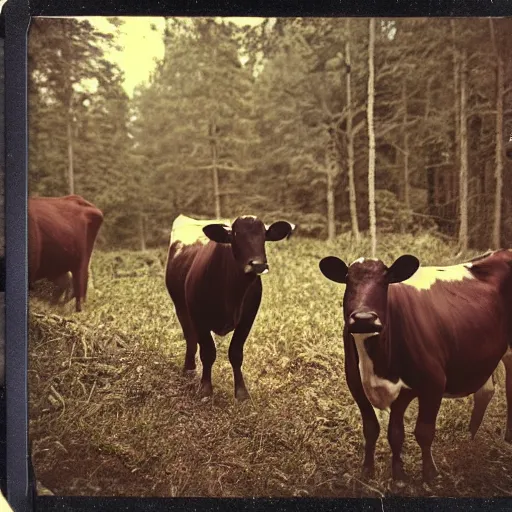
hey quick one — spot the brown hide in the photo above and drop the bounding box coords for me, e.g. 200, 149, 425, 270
165, 214, 292, 399
28, 195, 103, 312
320, 249, 512, 482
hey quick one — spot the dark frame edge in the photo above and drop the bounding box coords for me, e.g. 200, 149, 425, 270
4, 0, 31, 510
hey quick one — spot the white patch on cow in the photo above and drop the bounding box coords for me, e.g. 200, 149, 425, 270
349, 257, 379, 266
352, 332, 410, 411
401, 263, 474, 291
240, 215, 257, 220
173, 242, 184, 259
170, 214, 231, 246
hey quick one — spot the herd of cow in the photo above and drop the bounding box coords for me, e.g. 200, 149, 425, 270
25, 192, 512, 485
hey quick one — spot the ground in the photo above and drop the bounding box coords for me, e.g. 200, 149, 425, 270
28, 233, 512, 498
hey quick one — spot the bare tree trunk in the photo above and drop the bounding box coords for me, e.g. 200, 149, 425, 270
345, 19, 360, 242
458, 50, 469, 253
139, 212, 146, 252
66, 103, 74, 195
490, 19, 503, 249
63, 20, 74, 196
326, 170, 335, 241
210, 120, 221, 219
367, 18, 377, 258
451, 20, 461, 237
401, 80, 410, 214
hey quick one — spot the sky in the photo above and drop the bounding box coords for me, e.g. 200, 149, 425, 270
87, 17, 268, 98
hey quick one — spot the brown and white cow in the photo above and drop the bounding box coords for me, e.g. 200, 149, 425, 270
165, 214, 293, 400
319, 249, 512, 482
29, 195, 103, 312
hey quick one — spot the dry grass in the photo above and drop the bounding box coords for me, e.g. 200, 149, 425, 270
29, 233, 512, 497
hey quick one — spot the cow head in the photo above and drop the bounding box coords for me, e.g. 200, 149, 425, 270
203, 216, 293, 275
319, 255, 419, 334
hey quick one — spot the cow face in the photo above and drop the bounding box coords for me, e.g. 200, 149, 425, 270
319, 255, 419, 334
203, 216, 293, 275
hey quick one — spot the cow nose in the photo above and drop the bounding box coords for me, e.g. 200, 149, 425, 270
351, 311, 378, 322
348, 311, 382, 333
247, 260, 269, 275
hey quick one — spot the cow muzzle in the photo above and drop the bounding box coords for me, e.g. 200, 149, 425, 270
244, 260, 269, 275
348, 310, 382, 333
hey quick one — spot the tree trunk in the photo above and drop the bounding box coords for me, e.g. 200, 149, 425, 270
139, 212, 146, 252
491, 19, 503, 249
401, 80, 410, 213
458, 50, 469, 253
210, 120, 221, 219
451, 20, 461, 239
326, 169, 335, 241
367, 18, 377, 257
345, 19, 360, 242
66, 106, 74, 195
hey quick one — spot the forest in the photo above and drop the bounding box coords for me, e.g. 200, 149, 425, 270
28, 17, 512, 253
27, 17, 512, 499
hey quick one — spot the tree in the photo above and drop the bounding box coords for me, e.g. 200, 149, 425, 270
132, 18, 258, 223
490, 18, 504, 249
367, 18, 377, 257
345, 19, 360, 242
458, 49, 469, 253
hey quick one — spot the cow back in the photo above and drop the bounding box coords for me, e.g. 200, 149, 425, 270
28, 196, 103, 283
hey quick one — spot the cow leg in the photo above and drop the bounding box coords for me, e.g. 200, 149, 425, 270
198, 330, 216, 397
80, 260, 90, 303
344, 341, 380, 477
229, 284, 261, 401
468, 374, 495, 439
176, 309, 198, 374
502, 350, 512, 442
415, 391, 443, 482
71, 269, 83, 312
388, 389, 416, 481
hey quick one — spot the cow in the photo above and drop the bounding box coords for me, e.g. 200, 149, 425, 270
319, 249, 512, 482
165, 214, 293, 400
28, 195, 103, 312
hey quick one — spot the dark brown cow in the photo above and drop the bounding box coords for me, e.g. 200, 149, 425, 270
165, 214, 293, 400
29, 195, 103, 312
319, 249, 512, 482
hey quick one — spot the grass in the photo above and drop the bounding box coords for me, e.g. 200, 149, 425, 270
28, 233, 512, 498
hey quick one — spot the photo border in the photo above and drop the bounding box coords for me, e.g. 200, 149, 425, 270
5, 0, 512, 510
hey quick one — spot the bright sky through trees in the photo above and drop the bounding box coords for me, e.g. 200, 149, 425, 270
87, 17, 267, 97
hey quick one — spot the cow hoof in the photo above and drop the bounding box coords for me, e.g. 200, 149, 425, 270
361, 465, 375, 479
235, 388, 250, 401
422, 466, 439, 483
198, 383, 213, 397
392, 464, 408, 482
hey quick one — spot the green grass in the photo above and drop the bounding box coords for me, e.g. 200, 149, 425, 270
29, 233, 512, 497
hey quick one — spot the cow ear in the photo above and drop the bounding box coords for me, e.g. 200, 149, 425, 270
319, 256, 348, 284
203, 224, 232, 244
265, 221, 293, 242
387, 254, 420, 284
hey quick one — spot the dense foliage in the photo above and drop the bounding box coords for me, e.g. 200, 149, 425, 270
28, 17, 512, 251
